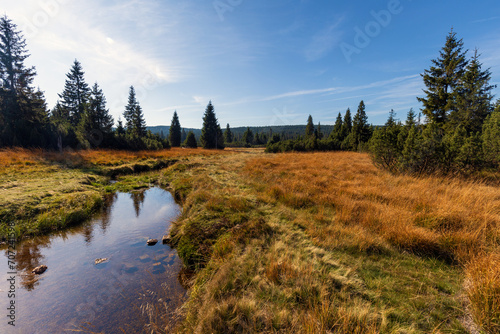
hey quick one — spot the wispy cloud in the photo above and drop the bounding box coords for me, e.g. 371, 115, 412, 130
470, 16, 500, 24
259, 74, 420, 102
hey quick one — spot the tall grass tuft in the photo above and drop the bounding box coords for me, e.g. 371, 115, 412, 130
465, 253, 500, 333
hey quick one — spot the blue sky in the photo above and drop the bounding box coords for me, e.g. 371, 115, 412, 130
5, 0, 500, 128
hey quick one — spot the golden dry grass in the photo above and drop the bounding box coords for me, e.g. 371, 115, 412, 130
243, 151, 500, 332
245, 152, 500, 261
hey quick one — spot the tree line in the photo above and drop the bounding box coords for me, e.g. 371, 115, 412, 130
0, 15, 226, 151
266, 100, 372, 153
370, 31, 499, 175
266, 30, 500, 175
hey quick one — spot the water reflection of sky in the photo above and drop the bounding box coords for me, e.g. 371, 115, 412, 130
0, 187, 186, 333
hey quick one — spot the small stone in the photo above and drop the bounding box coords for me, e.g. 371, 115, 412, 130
147, 239, 158, 246
94, 258, 108, 265
162, 235, 170, 244
152, 262, 162, 267
32, 265, 47, 275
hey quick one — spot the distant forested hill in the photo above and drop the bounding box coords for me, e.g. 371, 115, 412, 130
148, 125, 334, 141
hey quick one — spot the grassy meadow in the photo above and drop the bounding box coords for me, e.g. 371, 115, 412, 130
1, 148, 499, 333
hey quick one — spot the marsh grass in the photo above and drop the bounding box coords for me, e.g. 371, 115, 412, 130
0, 148, 225, 240
162, 151, 500, 333
4, 148, 499, 333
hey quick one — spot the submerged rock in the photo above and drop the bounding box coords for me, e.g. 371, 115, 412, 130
147, 239, 158, 246
32, 265, 47, 275
94, 258, 108, 265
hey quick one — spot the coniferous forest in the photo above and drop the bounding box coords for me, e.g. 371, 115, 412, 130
1, 14, 499, 174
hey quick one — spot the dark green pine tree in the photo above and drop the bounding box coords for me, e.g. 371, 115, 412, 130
243, 127, 254, 146
169, 110, 182, 147
305, 115, 315, 137
59, 59, 90, 127
224, 123, 233, 143
330, 112, 344, 141
341, 108, 352, 139
316, 122, 323, 139
123, 86, 147, 137
132, 104, 147, 137
405, 108, 417, 128
78, 82, 114, 147
116, 117, 125, 135
124, 86, 138, 131
452, 49, 496, 134
352, 100, 371, 150
0, 15, 49, 147
417, 29, 468, 125
184, 131, 197, 148
87, 82, 113, 134
200, 101, 224, 149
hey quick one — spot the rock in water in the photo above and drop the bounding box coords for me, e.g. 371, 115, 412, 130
94, 258, 108, 265
32, 265, 47, 275
147, 239, 158, 246
162, 235, 170, 244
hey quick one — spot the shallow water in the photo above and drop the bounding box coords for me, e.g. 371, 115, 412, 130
0, 187, 186, 333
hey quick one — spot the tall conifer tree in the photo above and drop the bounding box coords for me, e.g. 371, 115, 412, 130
418, 30, 468, 125
169, 111, 182, 147
200, 101, 224, 149
59, 60, 90, 126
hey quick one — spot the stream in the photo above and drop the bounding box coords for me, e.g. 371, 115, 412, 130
1, 187, 186, 333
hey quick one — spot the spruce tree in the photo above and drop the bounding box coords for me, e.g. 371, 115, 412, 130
200, 101, 224, 149
132, 104, 147, 137
341, 108, 352, 139
452, 49, 495, 134
417, 30, 468, 125
330, 112, 343, 141
59, 59, 90, 127
87, 82, 113, 134
482, 109, 500, 166
116, 117, 125, 135
124, 86, 138, 131
184, 131, 197, 148
224, 123, 233, 143
169, 111, 182, 147
351, 100, 371, 150
305, 115, 315, 137
243, 127, 253, 146
317, 122, 323, 139
77, 83, 113, 147
0, 15, 48, 147
123, 86, 146, 137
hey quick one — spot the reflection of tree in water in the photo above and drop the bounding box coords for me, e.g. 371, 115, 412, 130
13, 236, 51, 291
82, 222, 94, 244
99, 193, 117, 232
130, 190, 146, 218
